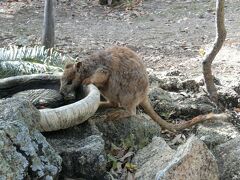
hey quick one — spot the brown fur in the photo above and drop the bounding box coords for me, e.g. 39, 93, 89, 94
60, 46, 208, 132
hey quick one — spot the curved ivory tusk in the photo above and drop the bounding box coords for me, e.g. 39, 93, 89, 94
38, 84, 100, 132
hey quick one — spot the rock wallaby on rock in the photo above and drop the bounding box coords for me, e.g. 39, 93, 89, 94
60, 46, 213, 132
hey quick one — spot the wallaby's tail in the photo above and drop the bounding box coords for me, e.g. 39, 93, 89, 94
140, 97, 230, 132
140, 98, 176, 132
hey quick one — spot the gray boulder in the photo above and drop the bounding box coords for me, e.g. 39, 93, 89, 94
0, 97, 62, 179
133, 136, 175, 180
196, 120, 240, 148
133, 136, 219, 180
214, 136, 240, 180
91, 110, 162, 148
45, 121, 107, 179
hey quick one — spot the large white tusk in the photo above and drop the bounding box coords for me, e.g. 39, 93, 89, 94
39, 84, 100, 132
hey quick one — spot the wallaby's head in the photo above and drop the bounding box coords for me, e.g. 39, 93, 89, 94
60, 61, 83, 96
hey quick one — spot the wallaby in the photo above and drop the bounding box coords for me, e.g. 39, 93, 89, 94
60, 46, 214, 132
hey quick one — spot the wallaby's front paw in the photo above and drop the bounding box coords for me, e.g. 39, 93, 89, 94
82, 78, 91, 85
105, 109, 133, 121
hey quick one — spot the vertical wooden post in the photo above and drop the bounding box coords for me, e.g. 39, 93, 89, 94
42, 0, 55, 50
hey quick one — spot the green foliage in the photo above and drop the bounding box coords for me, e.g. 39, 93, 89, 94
22, 57, 44, 64
106, 133, 151, 178
121, 133, 136, 150
107, 141, 137, 179
121, 133, 150, 150
0, 46, 67, 78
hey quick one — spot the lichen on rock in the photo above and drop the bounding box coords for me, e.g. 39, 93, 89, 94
0, 97, 62, 179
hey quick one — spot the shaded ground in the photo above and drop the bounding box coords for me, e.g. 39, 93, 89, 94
0, 0, 240, 84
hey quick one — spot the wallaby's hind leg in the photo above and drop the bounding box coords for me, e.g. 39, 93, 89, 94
99, 101, 119, 109
106, 104, 137, 121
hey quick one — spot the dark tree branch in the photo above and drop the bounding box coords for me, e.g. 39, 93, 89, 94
202, 0, 226, 104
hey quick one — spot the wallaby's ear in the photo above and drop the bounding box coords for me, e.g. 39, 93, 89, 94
74, 61, 82, 71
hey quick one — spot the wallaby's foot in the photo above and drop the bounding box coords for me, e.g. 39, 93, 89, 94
99, 101, 119, 109
82, 77, 91, 85
106, 109, 134, 121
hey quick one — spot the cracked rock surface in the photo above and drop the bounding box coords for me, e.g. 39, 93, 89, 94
133, 136, 219, 180
0, 97, 62, 179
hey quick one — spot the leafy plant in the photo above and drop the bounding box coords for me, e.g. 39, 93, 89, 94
106, 136, 139, 179
0, 45, 67, 78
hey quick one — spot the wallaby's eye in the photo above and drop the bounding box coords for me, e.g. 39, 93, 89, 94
67, 80, 72, 85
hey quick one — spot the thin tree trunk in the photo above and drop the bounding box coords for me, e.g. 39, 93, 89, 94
202, 0, 226, 104
42, 0, 55, 49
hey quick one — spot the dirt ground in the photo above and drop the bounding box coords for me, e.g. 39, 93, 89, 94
0, 0, 240, 85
